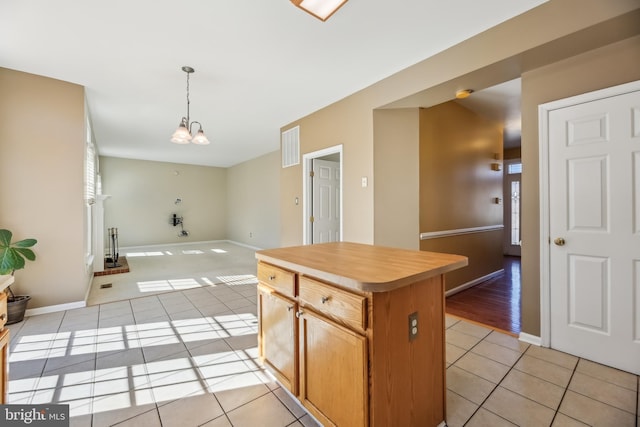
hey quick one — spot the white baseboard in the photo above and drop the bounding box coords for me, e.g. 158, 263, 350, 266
445, 269, 505, 297
519, 332, 542, 346
119, 239, 263, 252
25, 300, 86, 317
119, 239, 230, 251
225, 240, 263, 251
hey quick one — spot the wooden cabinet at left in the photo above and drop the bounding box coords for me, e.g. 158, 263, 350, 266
0, 328, 8, 404
0, 291, 9, 403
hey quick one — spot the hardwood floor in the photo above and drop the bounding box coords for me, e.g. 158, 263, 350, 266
445, 256, 521, 335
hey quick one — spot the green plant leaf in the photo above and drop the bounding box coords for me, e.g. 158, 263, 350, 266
14, 238, 37, 248
14, 247, 36, 261
0, 249, 24, 273
0, 229, 37, 274
0, 229, 12, 247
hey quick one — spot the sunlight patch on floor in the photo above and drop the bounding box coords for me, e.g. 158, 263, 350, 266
126, 251, 165, 257
9, 312, 260, 416
217, 275, 258, 286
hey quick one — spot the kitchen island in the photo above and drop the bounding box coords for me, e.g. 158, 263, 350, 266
256, 242, 467, 427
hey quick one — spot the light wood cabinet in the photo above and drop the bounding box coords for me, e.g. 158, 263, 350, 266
0, 291, 8, 404
256, 242, 467, 427
0, 328, 8, 404
298, 309, 367, 427
258, 284, 298, 394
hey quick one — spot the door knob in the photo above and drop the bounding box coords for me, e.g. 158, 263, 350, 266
554, 237, 566, 246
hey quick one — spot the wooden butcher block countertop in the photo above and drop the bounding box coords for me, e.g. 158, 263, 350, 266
255, 241, 467, 293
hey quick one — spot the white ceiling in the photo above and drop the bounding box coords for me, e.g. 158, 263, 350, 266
0, 0, 542, 167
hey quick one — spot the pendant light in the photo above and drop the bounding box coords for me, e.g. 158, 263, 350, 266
171, 66, 210, 145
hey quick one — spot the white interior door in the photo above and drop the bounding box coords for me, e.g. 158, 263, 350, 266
544, 82, 640, 374
312, 159, 340, 243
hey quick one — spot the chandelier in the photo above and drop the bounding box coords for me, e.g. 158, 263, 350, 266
171, 66, 210, 145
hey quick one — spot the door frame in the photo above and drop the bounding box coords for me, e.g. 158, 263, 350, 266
538, 79, 640, 347
302, 145, 343, 245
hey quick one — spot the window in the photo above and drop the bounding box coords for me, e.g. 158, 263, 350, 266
510, 180, 521, 245
85, 117, 97, 267
508, 162, 522, 174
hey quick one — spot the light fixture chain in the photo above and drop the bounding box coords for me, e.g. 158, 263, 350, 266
185, 69, 190, 124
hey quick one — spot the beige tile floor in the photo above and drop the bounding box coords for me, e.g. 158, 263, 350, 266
6, 242, 639, 427
88, 241, 258, 305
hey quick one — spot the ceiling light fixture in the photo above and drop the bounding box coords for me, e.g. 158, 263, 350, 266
455, 89, 474, 99
171, 66, 210, 145
291, 0, 349, 21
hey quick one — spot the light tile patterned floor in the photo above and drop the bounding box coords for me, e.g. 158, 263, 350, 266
445, 317, 640, 427
5, 242, 639, 426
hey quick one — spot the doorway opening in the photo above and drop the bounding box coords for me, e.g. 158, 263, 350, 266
302, 145, 343, 245
443, 78, 523, 335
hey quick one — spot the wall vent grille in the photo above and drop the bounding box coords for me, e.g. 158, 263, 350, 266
282, 126, 300, 168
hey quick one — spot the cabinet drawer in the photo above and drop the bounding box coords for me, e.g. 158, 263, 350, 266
299, 276, 366, 332
0, 293, 6, 329
258, 262, 296, 298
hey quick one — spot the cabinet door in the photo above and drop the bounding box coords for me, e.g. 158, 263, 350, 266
0, 328, 8, 404
299, 309, 368, 427
258, 286, 297, 394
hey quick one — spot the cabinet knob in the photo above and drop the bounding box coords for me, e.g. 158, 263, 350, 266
268, 275, 276, 280
287, 305, 294, 312
295, 310, 304, 319
321, 296, 330, 304
0, 313, 5, 321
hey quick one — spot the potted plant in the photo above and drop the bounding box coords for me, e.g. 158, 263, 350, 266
0, 229, 37, 324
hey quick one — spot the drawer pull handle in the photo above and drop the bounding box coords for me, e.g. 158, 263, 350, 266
268, 275, 276, 281
295, 310, 304, 319
321, 296, 330, 304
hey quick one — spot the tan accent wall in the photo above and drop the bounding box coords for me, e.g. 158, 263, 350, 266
0, 68, 90, 308
100, 156, 227, 247
419, 102, 503, 291
281, 97, 375, 246
373, 109, 420, 250
521, 35, 640, 336
281, 1, 640, 336
227, 150, 281, 249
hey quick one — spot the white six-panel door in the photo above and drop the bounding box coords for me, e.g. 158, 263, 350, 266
312, 159, 341, 243
541, 81, 640, 374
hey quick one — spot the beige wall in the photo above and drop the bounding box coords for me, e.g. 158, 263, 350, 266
100, 157, 227, 247
281, 97, 376, 246
0, 68, 91, 309
227, 150, 281, 249
520, 35, 640, 336
373, 109, 420, 249
419, 102, 504, 290
281, 1, 640, 336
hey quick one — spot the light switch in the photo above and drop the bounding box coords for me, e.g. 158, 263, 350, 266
361, 176, 368, 188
